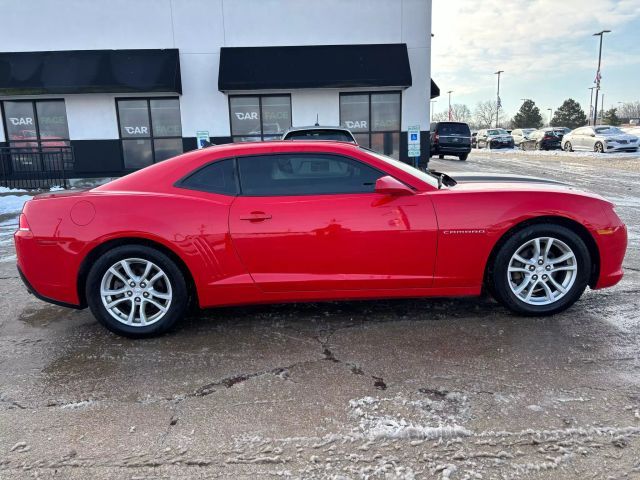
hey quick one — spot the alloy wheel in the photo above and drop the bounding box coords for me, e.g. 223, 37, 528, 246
100, 258, 173, 327
507, 237, 577, 306
595, 142, 604, 153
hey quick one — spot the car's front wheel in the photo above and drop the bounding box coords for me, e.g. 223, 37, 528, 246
489, 224, 591, 316
86, 245, 189, 338
459, 153, 468, 161
564, 141, 573, 152
594, 142, 604, 153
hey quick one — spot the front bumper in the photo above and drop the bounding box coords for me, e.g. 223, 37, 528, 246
593, 223, 627, 289
606, 143, 638, 152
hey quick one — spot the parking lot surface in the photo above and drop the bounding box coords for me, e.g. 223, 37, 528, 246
1, 150, 639, 479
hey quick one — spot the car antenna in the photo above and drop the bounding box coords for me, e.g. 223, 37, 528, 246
315, 114, 319, 127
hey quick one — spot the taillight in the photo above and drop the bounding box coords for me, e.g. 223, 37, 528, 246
434, 133, 439, 143
18, 213, 31, 232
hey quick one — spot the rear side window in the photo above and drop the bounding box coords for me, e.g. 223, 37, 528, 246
178, 158, 238, 195
237, 154, 383, 196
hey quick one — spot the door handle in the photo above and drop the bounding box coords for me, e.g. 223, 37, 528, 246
239, 212, 272, 222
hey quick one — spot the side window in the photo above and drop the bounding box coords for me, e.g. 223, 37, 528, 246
178, 159, 238, 195
238, 154, 384, 196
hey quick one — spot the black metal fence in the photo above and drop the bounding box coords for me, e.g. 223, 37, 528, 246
0, 146, 73, 190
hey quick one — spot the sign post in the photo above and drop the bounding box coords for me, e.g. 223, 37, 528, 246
407, 125, 421, 168
196, 130, 210, 149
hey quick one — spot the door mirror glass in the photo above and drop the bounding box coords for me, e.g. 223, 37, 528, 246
375, 176, 414, 196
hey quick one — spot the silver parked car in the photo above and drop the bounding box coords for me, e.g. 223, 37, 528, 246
510, 128, 536, 146
562, 125, 639, 153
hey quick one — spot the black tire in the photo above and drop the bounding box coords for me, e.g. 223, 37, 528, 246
564, 141, 573, 152
489, 224, 591, 316
86, 245, 189, 338
459, 153, 468, 161
594, 142, 604, 153
438, 154, 444, 159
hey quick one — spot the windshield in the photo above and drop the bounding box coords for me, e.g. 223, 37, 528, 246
523, 129, 535, 134
285, 130, 355, 142
362, 148, 439, 189
595, 126, 623, 135
487, 129, 508, 135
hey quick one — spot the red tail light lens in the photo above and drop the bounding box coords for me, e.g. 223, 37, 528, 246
18, 213, 31, 232
434, 133, 439, 143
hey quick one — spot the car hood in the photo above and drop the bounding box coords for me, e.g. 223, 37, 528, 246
436, 171, 611, 204
600, 133, 638, 141
446, 172, 568, 186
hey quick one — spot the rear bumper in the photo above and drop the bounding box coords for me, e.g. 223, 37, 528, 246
14, 230, 83, 307
432, 145, 471, 155
17, 265, 83, 309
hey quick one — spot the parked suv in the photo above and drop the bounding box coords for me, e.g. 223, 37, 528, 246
562, 125, 639, 153
476, 128, 515, 149
429, 122, 472, 161
282, 126, 357, 143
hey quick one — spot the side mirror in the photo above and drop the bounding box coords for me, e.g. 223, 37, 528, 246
375, 176, 414, 196
591, 133, 596, 137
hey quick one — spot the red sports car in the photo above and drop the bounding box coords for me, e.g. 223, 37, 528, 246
15, 141, 626, 337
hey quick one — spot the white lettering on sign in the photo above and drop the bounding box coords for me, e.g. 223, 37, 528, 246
344, 120, 367, 129
9, 117, 34, 126
124, 126, 149, 135
263, 111, 289, 121
235, 112, 259, 120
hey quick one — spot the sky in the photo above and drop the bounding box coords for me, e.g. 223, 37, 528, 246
431, 0, 640, 120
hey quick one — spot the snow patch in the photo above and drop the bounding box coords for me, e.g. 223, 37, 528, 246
0, 195, 31, 216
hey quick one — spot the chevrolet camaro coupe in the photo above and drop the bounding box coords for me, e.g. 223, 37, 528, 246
15, 141, 627, 337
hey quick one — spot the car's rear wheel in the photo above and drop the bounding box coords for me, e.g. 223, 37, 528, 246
459, 153, 468, 161
594, 142, 604, 153
86, 245, 188, 338
564, 141, 573, 152
438, 154, 444, 159
489, 224, 591, 316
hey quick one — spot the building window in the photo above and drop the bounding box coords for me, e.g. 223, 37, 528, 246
116, 98, 183, 170
2, 99, 70, 148
229, 95, 292, 142
339, 92, 401, 158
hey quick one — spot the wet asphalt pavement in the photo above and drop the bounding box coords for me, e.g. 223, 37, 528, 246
1, 149, 639, 479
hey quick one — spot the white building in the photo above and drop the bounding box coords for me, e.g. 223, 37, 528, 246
0, 0, 438, 180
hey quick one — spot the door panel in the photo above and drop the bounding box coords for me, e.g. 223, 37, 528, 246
229, 193, 438, 292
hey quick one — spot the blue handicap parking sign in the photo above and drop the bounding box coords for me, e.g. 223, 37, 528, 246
410, 133, 418, 141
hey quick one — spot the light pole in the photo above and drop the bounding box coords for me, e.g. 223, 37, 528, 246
495, 70, 504, 127
600, 92, 605, 124
592, 30, 611, 126
588, 87, 596, 125
547, 108, 552, 126
447, 90, 453, 120
430, 100, 437, 122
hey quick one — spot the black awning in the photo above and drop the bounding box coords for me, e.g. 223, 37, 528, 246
430, 79, 440, 99
0, 49, 181, 95
219, 44, 412, 91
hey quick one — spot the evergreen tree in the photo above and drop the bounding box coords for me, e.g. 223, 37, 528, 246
601, 108, 621, 126
511, 100, 543, 128
551, 99, 588, 129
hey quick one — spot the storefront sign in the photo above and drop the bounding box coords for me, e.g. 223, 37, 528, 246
9, 117, 34, 126
407, 125, 421, 158
196, 130, 210, 149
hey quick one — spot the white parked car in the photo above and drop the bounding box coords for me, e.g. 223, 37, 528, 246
562, 125, 639, 153
511, 128, 536, 146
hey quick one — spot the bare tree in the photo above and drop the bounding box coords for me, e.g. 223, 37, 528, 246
474, 100, 498, 128
431, 104, 472, 123
617, 101, 640, 120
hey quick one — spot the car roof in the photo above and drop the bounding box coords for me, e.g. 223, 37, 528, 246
95, 140, 437, 194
